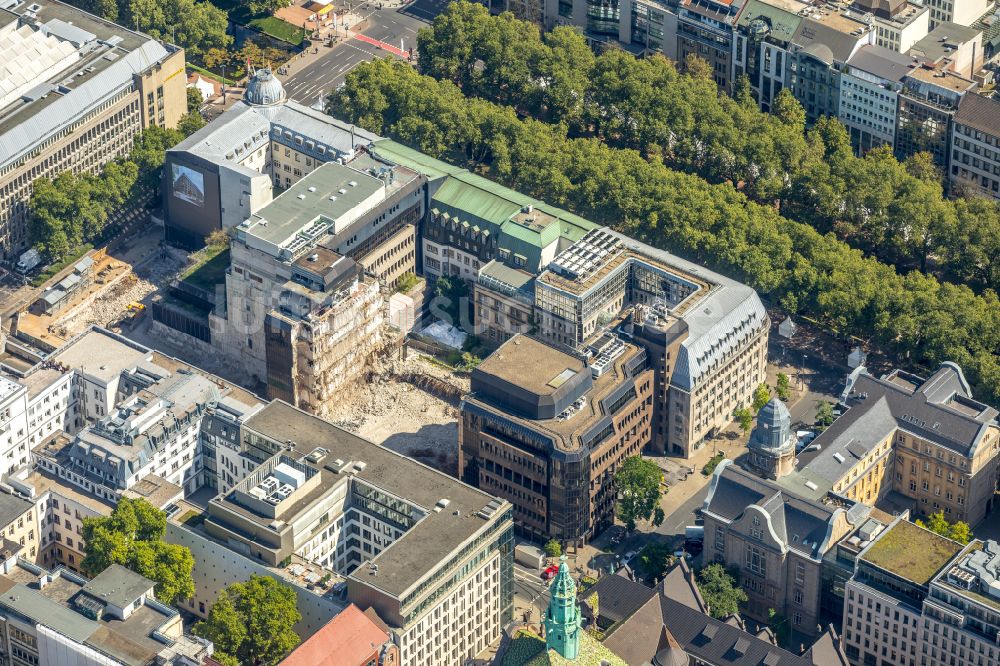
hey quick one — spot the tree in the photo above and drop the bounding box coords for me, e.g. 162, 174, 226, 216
194, 575, 302, 666
248, 0, 291, 16
178, 112, 206, 137
614, 457, 664, 531
816, 402, 835, 429
917, 512, 972, 544
683, 53, 713, 80
187, 86, 203, 113
772, 88, 806, 130
635, 541, 672, 579
81, 498, 194, 604
544, 539, 562, 558
697, 564, 747, 619
733, 407, 753, 434
776, 373, 791, 401
752, 384, 771, 413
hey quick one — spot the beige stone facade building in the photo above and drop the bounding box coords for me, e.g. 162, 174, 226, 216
702, 461, 870, 636
773, 363, 1000, 526
0, 0, 185, 258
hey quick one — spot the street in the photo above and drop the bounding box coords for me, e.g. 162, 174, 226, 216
512, 562, 550, 625
282, 0, 449, 105
656, 485, 709, 539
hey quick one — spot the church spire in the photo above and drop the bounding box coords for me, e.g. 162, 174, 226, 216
544, 555, 581, 660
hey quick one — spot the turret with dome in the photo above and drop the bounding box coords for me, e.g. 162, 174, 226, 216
243, 68, 286, 107
745, 397, 797, 479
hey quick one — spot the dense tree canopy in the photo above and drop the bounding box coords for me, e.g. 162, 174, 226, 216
194, 575, 302, 666
614, 457, 665, 531
328, 57, 1000, 408
81, 498, 194, 605
29, 125, 187, 259
73, 0, 230, 58
414, 1, 1000, 296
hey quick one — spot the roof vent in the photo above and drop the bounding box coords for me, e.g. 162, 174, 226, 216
307, 186, 316, 192
308, 253, 319, 262
328, 196, 337, 202
297, 194, 305, 200
348, 180, 357, 187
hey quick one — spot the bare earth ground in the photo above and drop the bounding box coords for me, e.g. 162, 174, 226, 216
326, 352, 468, 475
57, 247, 187, 336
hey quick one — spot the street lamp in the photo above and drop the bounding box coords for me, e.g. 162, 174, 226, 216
220, 64, 226, 103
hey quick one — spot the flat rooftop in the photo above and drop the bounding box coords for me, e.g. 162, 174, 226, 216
468, 334, 646, 450
476, 336, 586, 400
240, 401, 509, 601
862, 519, 962, 586
910, 21, 982, 63
50, 328, 150, 385
0, 0, 173, 166
241, 161, 385, 254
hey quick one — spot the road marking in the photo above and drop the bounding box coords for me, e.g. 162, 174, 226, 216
338, 62, 352, 73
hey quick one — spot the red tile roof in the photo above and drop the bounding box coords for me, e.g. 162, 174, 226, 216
279, 604, 389, 666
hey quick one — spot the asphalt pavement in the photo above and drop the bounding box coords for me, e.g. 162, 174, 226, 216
282, 0, 450, 105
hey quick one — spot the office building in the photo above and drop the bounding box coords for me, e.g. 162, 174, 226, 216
676, 0, 742, 91
533, 228, 768, 458
163, 69, 379, 247
895, 65, 976, 168
908, 21, 983, 77
0, 559, 211, 665
950, 92, 1000, 199
200, 400, 513, 666
838, 45, 916, 153
791, 363, 999, 525
839, 515, 1000, 666
842, 518, 960, 666
370, 139, 598, 285
0, 0, 185, 258
702, 461, 871, 636
924, 0, 992, 29
853, 0, 929, 52
787, 8, 874, 123
206, 160, 423, 415
459, 334, 653, 543
734, 0, 808, 112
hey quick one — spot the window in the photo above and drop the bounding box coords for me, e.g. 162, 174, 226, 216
750, 515, 763, 540
746, 546, 766, 576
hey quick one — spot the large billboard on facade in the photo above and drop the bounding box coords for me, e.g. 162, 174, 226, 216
172, 164, 205, 207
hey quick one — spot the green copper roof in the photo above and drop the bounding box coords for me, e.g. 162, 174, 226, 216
432, 175, 522, 231
371, 138, 599, 271
369, 139, 462, 180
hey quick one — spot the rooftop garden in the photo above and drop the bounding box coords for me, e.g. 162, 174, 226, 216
862, 520, 962, 586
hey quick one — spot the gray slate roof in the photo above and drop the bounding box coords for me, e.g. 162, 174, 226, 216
703, 463, 846, 559
847, 44, 917, 82
82, 564, 154, 609
955, 93, 1000, 136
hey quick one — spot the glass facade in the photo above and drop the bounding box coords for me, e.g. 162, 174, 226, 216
587, 0, 620, 36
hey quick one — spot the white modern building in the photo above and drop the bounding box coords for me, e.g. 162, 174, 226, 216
838, 45, 917, 153
200, 400, 515, 666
